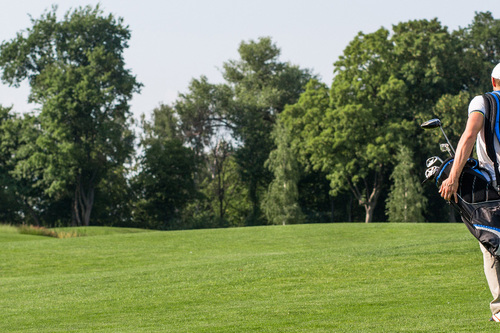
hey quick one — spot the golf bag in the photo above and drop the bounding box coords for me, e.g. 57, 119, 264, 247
433, 157, 500, 258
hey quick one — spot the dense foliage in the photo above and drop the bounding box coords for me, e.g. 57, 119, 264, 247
1, 7, 500, 227
0, 5, 141, 226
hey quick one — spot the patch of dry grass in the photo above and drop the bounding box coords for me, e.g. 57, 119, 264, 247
18, 225, 78, 238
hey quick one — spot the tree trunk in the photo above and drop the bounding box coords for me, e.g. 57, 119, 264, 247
364, 201, 377, 223
73, 172, 96, 227
348, 168, 383, 223
218, 169, 224, 219
248, 179, 260, 225
78, 185, 95, 227
83, 189, 94, 226
363, 184, 382, 223
71, 209, 78, 227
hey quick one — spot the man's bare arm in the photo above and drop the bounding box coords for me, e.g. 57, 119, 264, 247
439, 112, 484, 202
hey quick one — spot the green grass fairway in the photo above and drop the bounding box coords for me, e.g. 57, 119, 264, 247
1, 223, 499, 332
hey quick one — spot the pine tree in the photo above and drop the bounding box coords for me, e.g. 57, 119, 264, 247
386, 146, 427, 222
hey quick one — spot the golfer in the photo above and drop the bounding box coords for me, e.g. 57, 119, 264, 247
439, 63, 500, 321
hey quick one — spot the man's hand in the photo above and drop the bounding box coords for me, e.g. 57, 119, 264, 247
439, 177, 459, 203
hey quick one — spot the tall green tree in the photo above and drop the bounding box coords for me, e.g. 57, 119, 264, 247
386, 146, 427, 222
222, 37, 314, 224
0, 5, 141, 226
327, 28, 411, 222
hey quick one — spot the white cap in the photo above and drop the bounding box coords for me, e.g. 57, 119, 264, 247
492, 63, 500, 79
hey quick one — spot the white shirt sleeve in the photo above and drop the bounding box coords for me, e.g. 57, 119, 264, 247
468, 95, 485, 116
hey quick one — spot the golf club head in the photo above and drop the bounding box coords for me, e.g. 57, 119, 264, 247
426, 156, 444, 168
423, 165, 440, 183
421, 118, 442, 129
440, 143, 453, 156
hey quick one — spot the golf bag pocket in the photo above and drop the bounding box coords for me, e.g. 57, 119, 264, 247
469, 202, 500, 257
435, 157, 500, 203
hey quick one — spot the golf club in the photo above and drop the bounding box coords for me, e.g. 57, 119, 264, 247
421, 118, 456, 155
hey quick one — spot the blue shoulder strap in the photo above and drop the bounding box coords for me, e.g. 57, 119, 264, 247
484, 91, 500, 190
491, 91, 500, 143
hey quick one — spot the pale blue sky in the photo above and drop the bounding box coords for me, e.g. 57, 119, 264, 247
0, 0, 498, 120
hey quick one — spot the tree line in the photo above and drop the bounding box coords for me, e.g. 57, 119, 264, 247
0, 5, 499, 228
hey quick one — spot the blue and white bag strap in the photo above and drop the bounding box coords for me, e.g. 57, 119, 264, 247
484, 91, 500, 192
